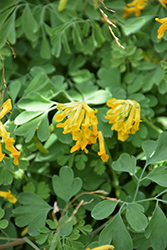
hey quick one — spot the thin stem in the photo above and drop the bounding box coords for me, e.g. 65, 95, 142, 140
142, 115, 163, 134
105, 142, 120, 198
155, 189, 167, 198
23, 237, 40, 250
133, 162, 148, 202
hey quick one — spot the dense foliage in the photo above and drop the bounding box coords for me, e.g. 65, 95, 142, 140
1, 0, 167, 249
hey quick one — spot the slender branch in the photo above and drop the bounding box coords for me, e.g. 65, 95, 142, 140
0, 238, 26, 249
133, 162, 148, 202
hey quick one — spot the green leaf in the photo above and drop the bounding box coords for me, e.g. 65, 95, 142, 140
24, 72, 51, 97
8, 80, 21, 102
40, 32, 51, 59
145, 206, 167, 250
0, 219, 8, 229
15, 116, 42, 143
37, 114, 50, 142
13, 192, 52, 236
22, 5, 38, 41
15, 111, 43, 125
97, 67, 120, 88
59, 215, 73, 236
17, 94, 54, 111
126, 204, 148, 232
146, 166, 167, 187
23, 182, 36, 193
0, 208, 5, 219
91, 200, 118, 220
37, 182, 50, 199
51, 37, 62, 58
99, 213, 133, 250
85, 90, 112, 105
7, 10, 16, 44
52, 166, 82, 202
0, 165, 13, 185
112, 153, 136, 175
0, 12, 15, 47
142, 132, 167, 165
122, 15, 154, 36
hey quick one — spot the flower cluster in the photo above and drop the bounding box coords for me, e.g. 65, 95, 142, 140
55, 99, 141, 160
122, 0, 147, 18
0, 190, 17, 203
105, 98, 141, 142
85, 245, 114, 250
55, 102, 109, 162
0, 99, 20, 165
155, 17, 167, 38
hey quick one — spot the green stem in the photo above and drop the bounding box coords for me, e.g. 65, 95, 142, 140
23, 237, 40, 250
133, 162, 148, 202
142, 115, 163, 134
105, 142, 120, 198
0, 237, 35, 250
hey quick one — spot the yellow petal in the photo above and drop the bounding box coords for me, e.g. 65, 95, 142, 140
70, 141, 81, 153
0, 190, 17, 204
0, 141, 5, 161
85, 245, 115, 250
11, 146, 21, 165
98, 131, 109, 162
0, 99, 12, 120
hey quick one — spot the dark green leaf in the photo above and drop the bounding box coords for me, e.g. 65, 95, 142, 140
13, 192, 52, 236
146, 166, 167, 187
92, 200, 118, 220
99, 213, 133, 250
145, 206, 167, 250
52, 166, 82, 202
112, 153, 136, 174
126, 203, 148, 232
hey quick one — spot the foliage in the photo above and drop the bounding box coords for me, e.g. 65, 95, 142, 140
1, 0, 167, 250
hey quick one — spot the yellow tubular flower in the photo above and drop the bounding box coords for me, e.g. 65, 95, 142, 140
0, 99, 20, 165
85, 245, 114, 250
98, 131, 109, 162
105, 98, 141, 142
55, 102, 108, 162
155, 17, 167, 38
0, 99, 12, 119
0, 190, 17, 203
122, 0, 147, 18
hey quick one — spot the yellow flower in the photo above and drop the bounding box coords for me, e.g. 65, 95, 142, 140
122, 0, 147, 18
0, 190, 17, 203
55, 102, 108, 161
85, 245, 114, 250
98, 131, 109, 162
105, 98, 141, 142
155, 17, 167, 38
158, 0, 167, 8
0, 99, 20, 165
0, 99, 12, 119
